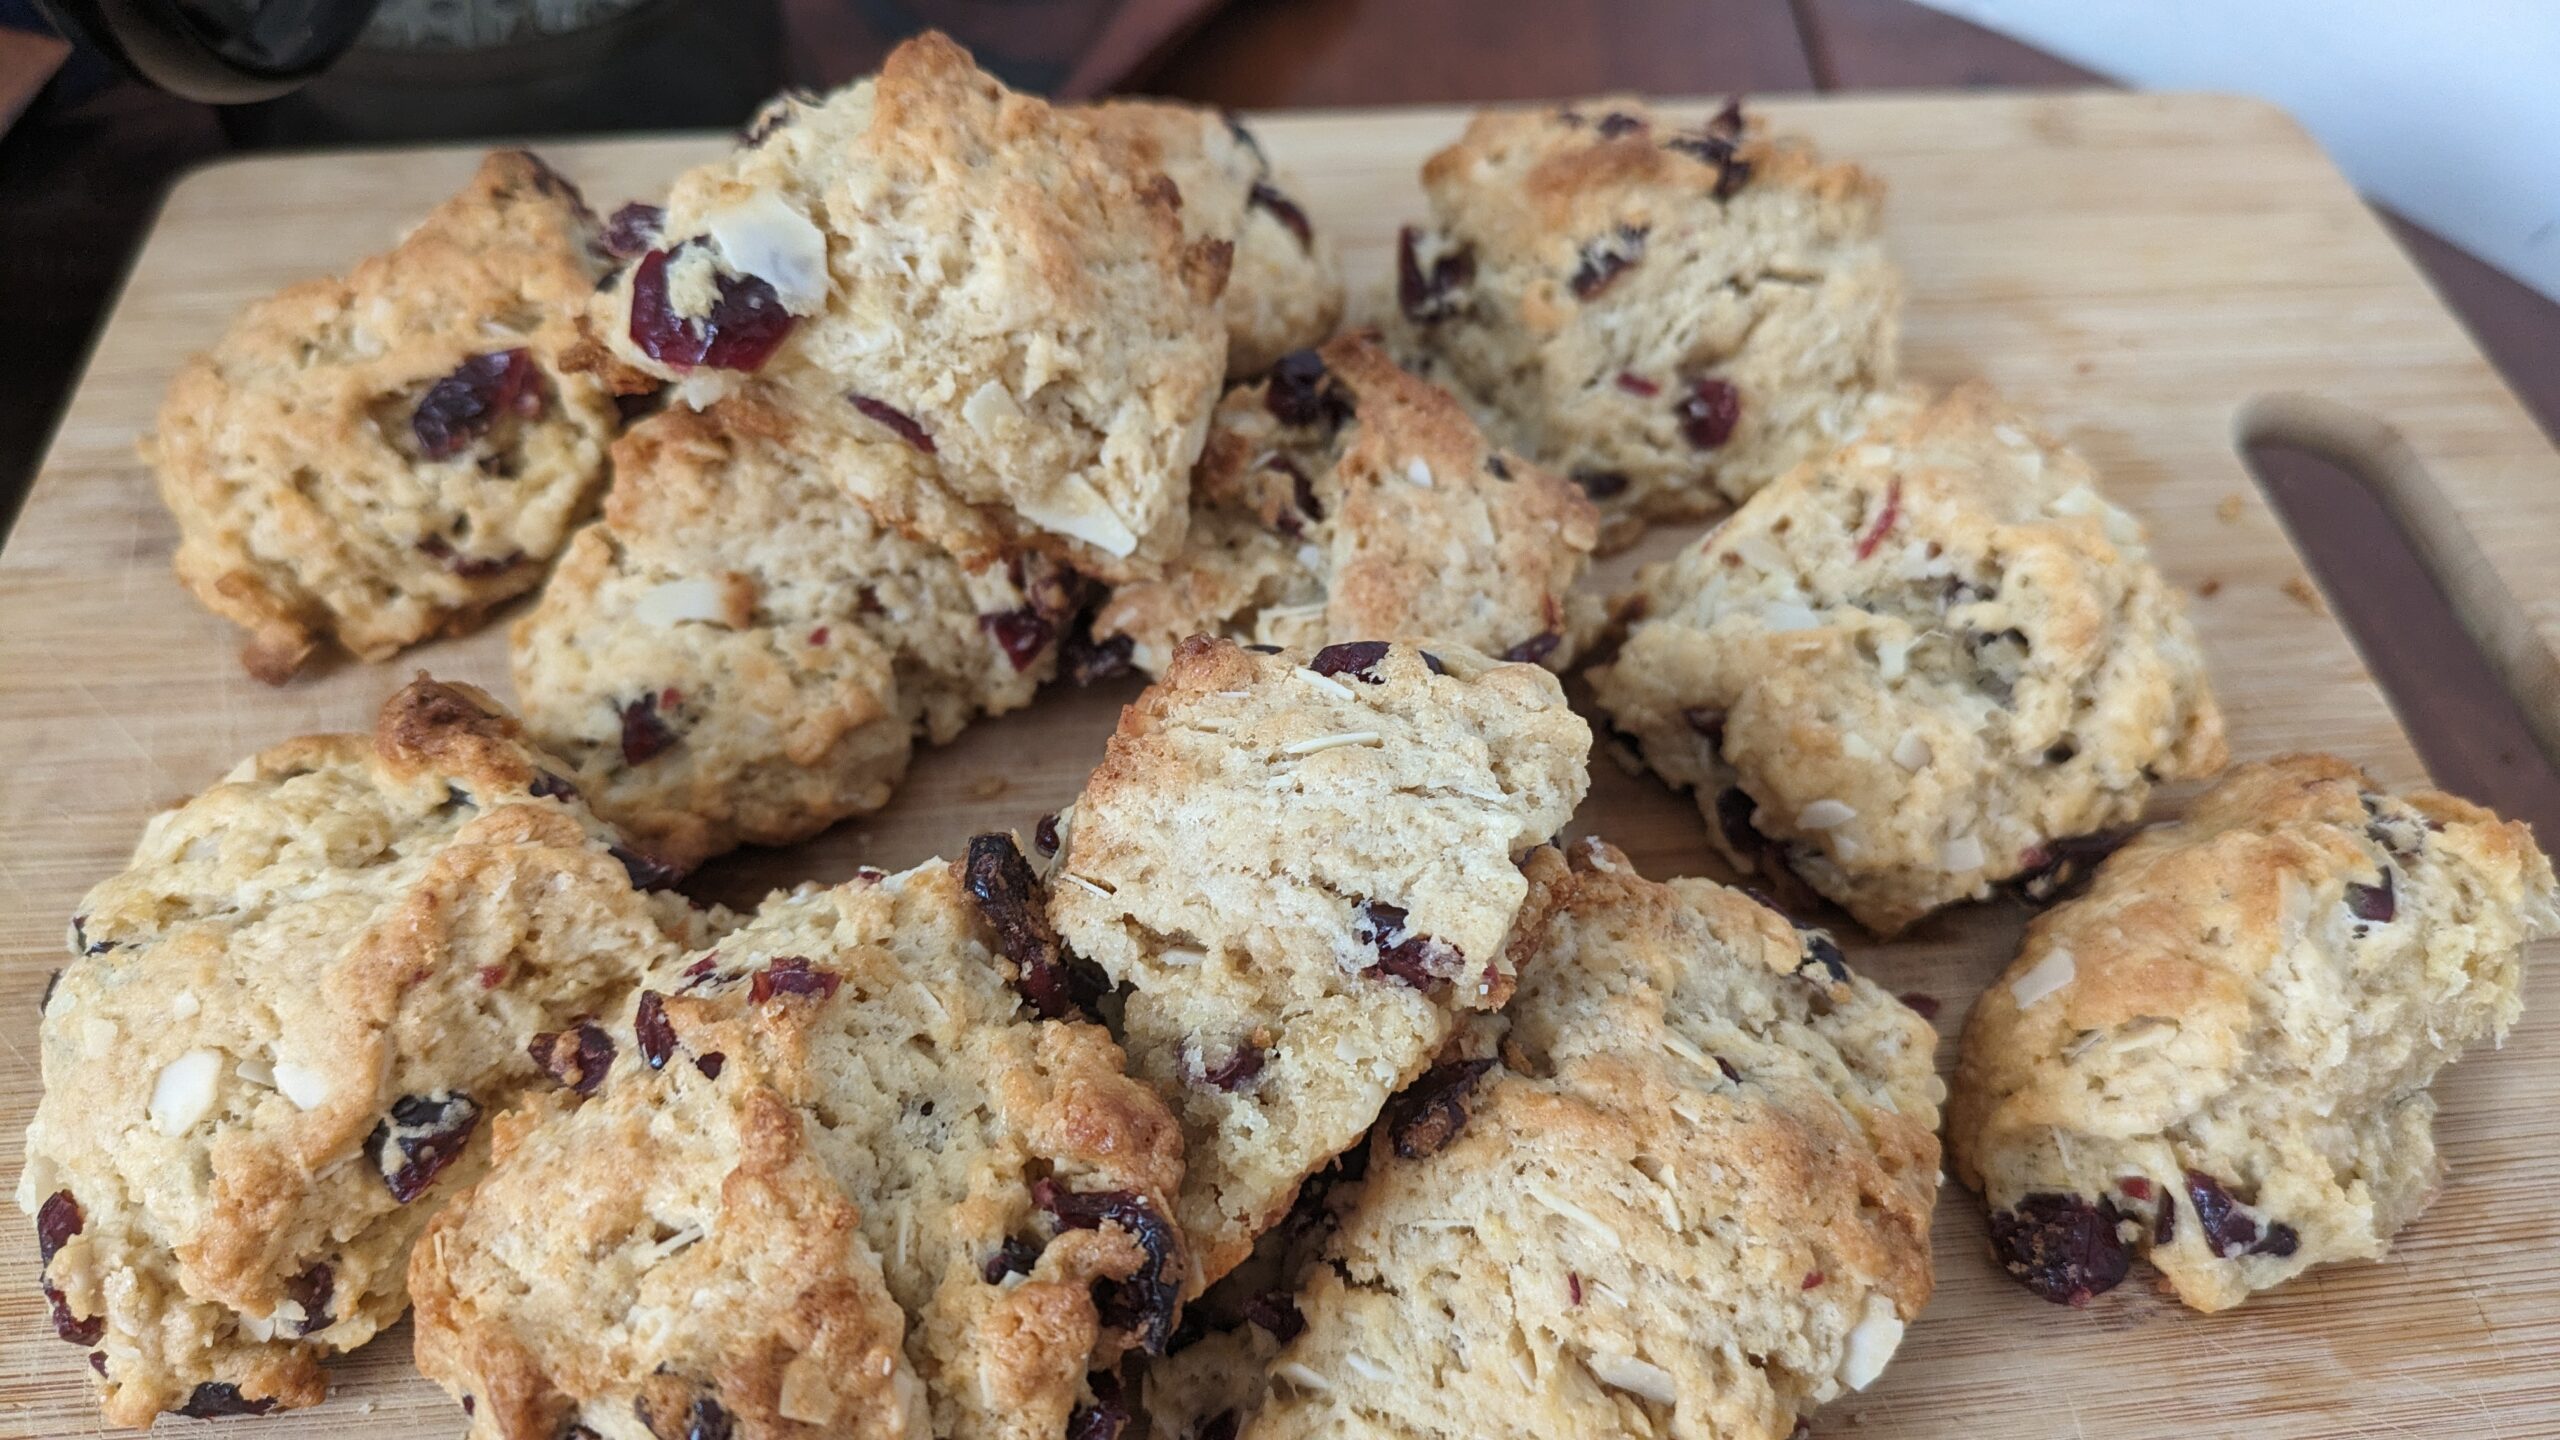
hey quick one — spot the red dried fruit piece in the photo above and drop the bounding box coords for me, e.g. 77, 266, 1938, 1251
1676, 377, 1742, 450
627, 245, 796, 373
286, 1261, 335, 1335
1355, 901, 1467, 991
2345, 871, 2396, 924
1061, 626, 1137, 687
1569, 468, 1629, 499
965, 834, 1104, 1020
1615, 371, 1661, 397
1567, 1273, 1584, 1305
1854, 478, 1904, 560
1716, 1055, 1742, 1083
1802, 1270, 1825, 1289
1309, 640, 1393, 682
749, 956, 843, 1004
611, 843, 685, 892
978, 608, 1055, 673
36, 1190, 81, 1265
1265, 349, 1353, 431
982, 1236, 1042, 1284
1066, 1371, 1130, 1440
2183, 1170, 2298, 1258
529, 1022, 615, 1095
635, 991, 679, 1070
1189, 1040, 1265, 1092
1249, 181, 1315, 248
416, 535, 528, 579
88, 1351, 104, 1376
413, 348, 544, 461
619, 692, 678, 766
44, 1284, 100, 1345
1665, 101, 1753, 198
1384, 1057, 1496, 1159
847, 393, 937, 453
1396, 226, 1475, 323
1034, 1181, 1182, 1354
370, 1091, 482, 1203
1034, 813, 1063, 856
1569, 224, 1648, 300
178, 1382, 277, 1418
600, 202, 666, 261
1502, 631, 1562, 666
694, 1052, 726, 1079
2117, 1176, 2154, 1201
1243, 1291, 1305, 1342
1987, 1192, 2131, 1306
529, 771, 579, 801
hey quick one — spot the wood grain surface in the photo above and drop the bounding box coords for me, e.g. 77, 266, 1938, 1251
4, 91, 2560, 1437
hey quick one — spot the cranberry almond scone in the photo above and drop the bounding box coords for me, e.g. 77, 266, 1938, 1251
1047, 636, 1589, 1285
511, 397, 1058, 873
412, 855, 1187, 1440
1389, 97, 1901, 547
1590, 384, 2227, 935
147, 150, 627, 682
1090, 334, 1601, 678
1951, 756, 2557, 1312
1157, 840, 1942, 1440
16, 680, 722, 1427
586, 33, 1230, 581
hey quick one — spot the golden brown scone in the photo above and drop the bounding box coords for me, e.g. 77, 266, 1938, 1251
411, 852, 1188, 1440
587, 33, 1229, 581
15, 679, 721, 1427
1589, 384, 2227, 935
1091, 334, 1600, 677
1047, 637, 1589, 1286
510, 396, 1058, 872
1155, 839, 1942, 1440
1386, 97, 1900, 547
1950, 755, 2558, 1312
147, 151, 625, 681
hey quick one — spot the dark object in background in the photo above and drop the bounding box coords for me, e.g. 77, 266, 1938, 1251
34, 0, 378, 102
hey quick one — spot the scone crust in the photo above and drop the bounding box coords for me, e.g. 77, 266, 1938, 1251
17, 678, 716, 1427
148, 150, 623, 681
1094, 334, 1600, 675
1949, 754, 2557, 1311
1589, 383, 2227, 934
1392, 97, 1901, 544
588, 33, 1229, 581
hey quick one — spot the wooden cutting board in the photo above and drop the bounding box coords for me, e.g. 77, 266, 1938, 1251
6, 91, 2560, 1438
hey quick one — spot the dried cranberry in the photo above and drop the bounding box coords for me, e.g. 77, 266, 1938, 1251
1615, 372, 1661, 397
619, 693, 678, 766
1396, 226, 1474, 323
1034, 1182, 1182, 1353
88, 1351, 104, 1376
635, 991, 679, 1070
529, 771, 579, 801
1355, 901, 1466, 990
1682, 707, 1727, 746
1897, 991, 1941, 1020
694, 1052, 726, 1079
1567, 1273, 1585, 1306
1384, 1058, 1495, 1159
177, 1383, 276, 1418
1066, 1371, 1130, 1440
1419, 650, 1448, 674
36, 1190, 81, 1265
1248, 182, 1315, 249
982, 1236, 1042, 1283
44, 1285, 99, 1345
1716, 1055, 1742, 1083
1666, 101, 1752, 198
285, 1262, 335, 1335
2183, 1171, 2296, 1258
627, 245, 796, 373
370, 1091, 481, 1203
528, 1024, 614, 1095
1243, 1291, 1305, 1342
2345, 871, 2396, 924
1034, 813, 1063, 856
601, 202, 665, 260
1309, 640, 1393, 682
979, 608, 1055, 672
1189, 1040, 1265, 1092
416, 535, 527, 578
965, 834, 1103, 1020
1854, 479, 1903, 560
2011, 830, 2133, 906
2155, 1193, 2177, 1245
1569, 224, 1647, 300
1265, 349, 1350, 431
1569, 468, 1630, 499
2117, 1176, 2154, 1202
1677, 377, 1742, 450
1501, 632, 1562, 666
612, 844, 685, 891
1061, 627, 1137, 687
1594, 111, 1646, 137
1987, 1193, 2131, 1306
1802, 1270, 1825, 1289
847, 393, 936, 453
749, 957, 843, 1004
413, 349, 543, 461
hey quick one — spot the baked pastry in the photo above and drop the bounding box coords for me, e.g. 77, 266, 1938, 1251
411, 851, 1188, 1440
586, 33, 1230, 581
1589, 384, 2227, 935
1388, 97, 1900, 546
1089, 334, 1601, 677
1046, 635, 1589, 1284
1154, 839, 1943, 1440
16, 679, 718, 1427
511, 397, 1056, 872
1949, 755, 2558, 1312
147, 150, 625, 682
1083, 99, 1343, 378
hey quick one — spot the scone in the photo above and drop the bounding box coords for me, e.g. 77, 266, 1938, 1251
1089, 334, 1601, 677
1163, 838, 1943, 1440
1083, 99, 1344, 378
1047, 636, 1590, 1284
586, 33, 1230, 580
147, 150, 626, 682
1589, 384, 2227, 935
1949, 755, 2558, 1312
511, 396, 1055, 872
411, 852, 1188, 1440
16, 679, 719, 1427
1388, 97, 1900, 546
